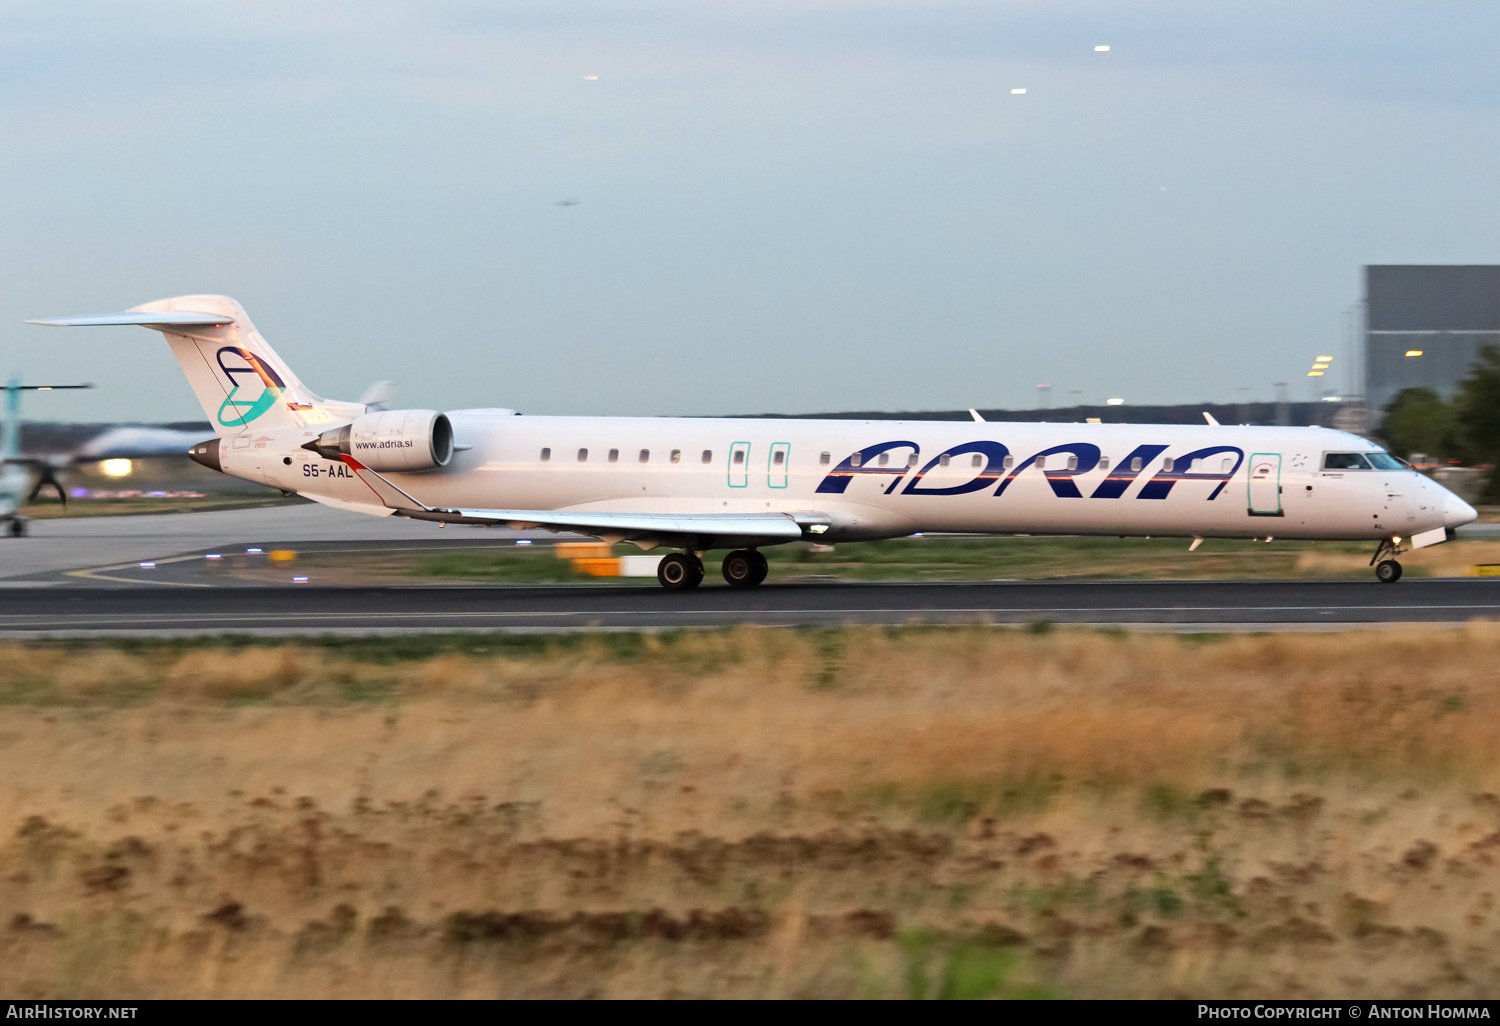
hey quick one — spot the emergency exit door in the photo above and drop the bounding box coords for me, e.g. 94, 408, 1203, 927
1247, 453, 1283, 516
728, 442, 750, 488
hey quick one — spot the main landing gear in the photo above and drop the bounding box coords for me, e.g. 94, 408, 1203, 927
655, 549, 769, 590
657, 552, 705, 590
1371, 537, 1405, 584
721, 549, 769, 587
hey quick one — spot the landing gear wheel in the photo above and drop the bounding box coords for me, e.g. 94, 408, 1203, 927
7, 520, 25, 538
1376, 559, 1403, 584
657, 552, 704, 590
722, 549, 769, 587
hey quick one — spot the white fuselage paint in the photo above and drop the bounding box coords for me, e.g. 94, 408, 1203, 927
224, 413, 1476, 545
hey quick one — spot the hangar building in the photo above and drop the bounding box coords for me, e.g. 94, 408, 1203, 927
1365, 265, 1500, 413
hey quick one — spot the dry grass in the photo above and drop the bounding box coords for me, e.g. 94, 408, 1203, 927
2, 627, 1500, 997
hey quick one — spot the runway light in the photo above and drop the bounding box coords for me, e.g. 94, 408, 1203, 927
1317, 356, 1333, 361
100, 458, 132, 478
584, 75, 597, 80
138, 562, 155, 568
1406, 350, 1424, 357
1011, 88, 1027, 94
1307, 371, 1324, 376
204, 554, 221, 560
515, 539, 532, 545
1094, 45, 1111, 51
1106, 398, 1125, 406
293, 576, 309, 582
246, 547, 263, 554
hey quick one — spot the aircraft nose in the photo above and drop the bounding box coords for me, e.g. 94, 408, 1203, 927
1445, 494, 1478, 528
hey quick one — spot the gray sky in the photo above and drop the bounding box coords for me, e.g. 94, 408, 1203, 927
3, 1, 1498, 423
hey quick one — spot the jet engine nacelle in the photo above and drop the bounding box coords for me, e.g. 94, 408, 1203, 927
307, 409, 454, 472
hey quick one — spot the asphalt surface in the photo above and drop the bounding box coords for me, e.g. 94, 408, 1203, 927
2, 505, 1497, 634
0, 578, 1496, 635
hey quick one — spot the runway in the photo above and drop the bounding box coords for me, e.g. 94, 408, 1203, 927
2, 505, 1497, 634
1, 578, 1497, 635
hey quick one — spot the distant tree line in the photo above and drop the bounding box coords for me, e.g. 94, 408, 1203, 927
1379, 344, 1500, 501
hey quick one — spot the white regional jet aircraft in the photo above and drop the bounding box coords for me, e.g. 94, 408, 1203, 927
31, 295, 1478, 587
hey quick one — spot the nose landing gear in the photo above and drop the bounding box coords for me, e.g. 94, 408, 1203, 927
1370, 537, 1407, 583
722, 549, 769, 587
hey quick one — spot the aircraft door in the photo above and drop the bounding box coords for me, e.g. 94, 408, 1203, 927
768, 442, 790, 488
728, 441, 750, 488
1247, 453, 1283, 516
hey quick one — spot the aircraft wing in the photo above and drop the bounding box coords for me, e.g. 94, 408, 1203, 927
335, 454, 821, 546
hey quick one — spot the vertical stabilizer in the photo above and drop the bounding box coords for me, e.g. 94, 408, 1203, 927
29, 295, 364, 436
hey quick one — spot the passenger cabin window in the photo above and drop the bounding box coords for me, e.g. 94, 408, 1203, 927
1162, 457, 1174, 472
820, 452, 831, 465
851, 453, 862, 467
1099, 456, 1110, 471
1324, 453, 1372, 470
1130, 457, 1142, 472
1036, 456, 1046, 470
733, 450, 745, 465
540, 447, 551, 462
1002, 455, 1014, 470
939, 454, 951, 467
608, 449, 619, 463
578, 448, 588, 462
670, 449, 681, 463
773, 450, 785, 466
1221, 457, 1232, 472
639, 449, 650, 463
1066, 455, 1078, 471
701, 450, 712, 464
907, 453, 918, 467
877, 453, 889, 466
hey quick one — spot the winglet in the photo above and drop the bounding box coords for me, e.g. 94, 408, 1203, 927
1203, 411, 1220, 426
969, 408, 986, 422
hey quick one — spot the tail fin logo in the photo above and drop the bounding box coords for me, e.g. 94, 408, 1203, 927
215, 347, 286, 427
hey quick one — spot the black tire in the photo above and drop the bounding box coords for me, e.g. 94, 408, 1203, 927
7, 520, 24, 538
1376, 559, 1402, 583
745, 549, 769, 585
658, 552, 704, 590
722, 549, 767, 587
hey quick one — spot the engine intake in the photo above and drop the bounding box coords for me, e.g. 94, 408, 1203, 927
306, 410, 454, 472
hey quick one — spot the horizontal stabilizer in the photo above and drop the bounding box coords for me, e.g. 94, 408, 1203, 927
27, 311, 235, 327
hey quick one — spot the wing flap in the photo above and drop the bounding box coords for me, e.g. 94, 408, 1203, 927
333, 454, 810, 544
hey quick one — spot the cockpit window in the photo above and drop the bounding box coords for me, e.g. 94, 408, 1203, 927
1323, 453, 1372, 470
1366, 452, 1407, 470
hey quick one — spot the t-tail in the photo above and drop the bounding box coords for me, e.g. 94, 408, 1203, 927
27, 295, 365, 438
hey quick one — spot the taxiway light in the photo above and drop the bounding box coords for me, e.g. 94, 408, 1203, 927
246, 547, 263, 554
1011, 88, 1027, 94
293, 576, 309, 582
1094, 45, 1110, 51
139, 562, 155, 568
584, 76, 598, 80
1307, 371, 1324, 377
100, 458, 132, 478
515, 539, 532, 545
204, 554, 221, 560
1312, 364, 1329, 370
1406, 350, 1424, 357
1106, 398, 1124, 406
